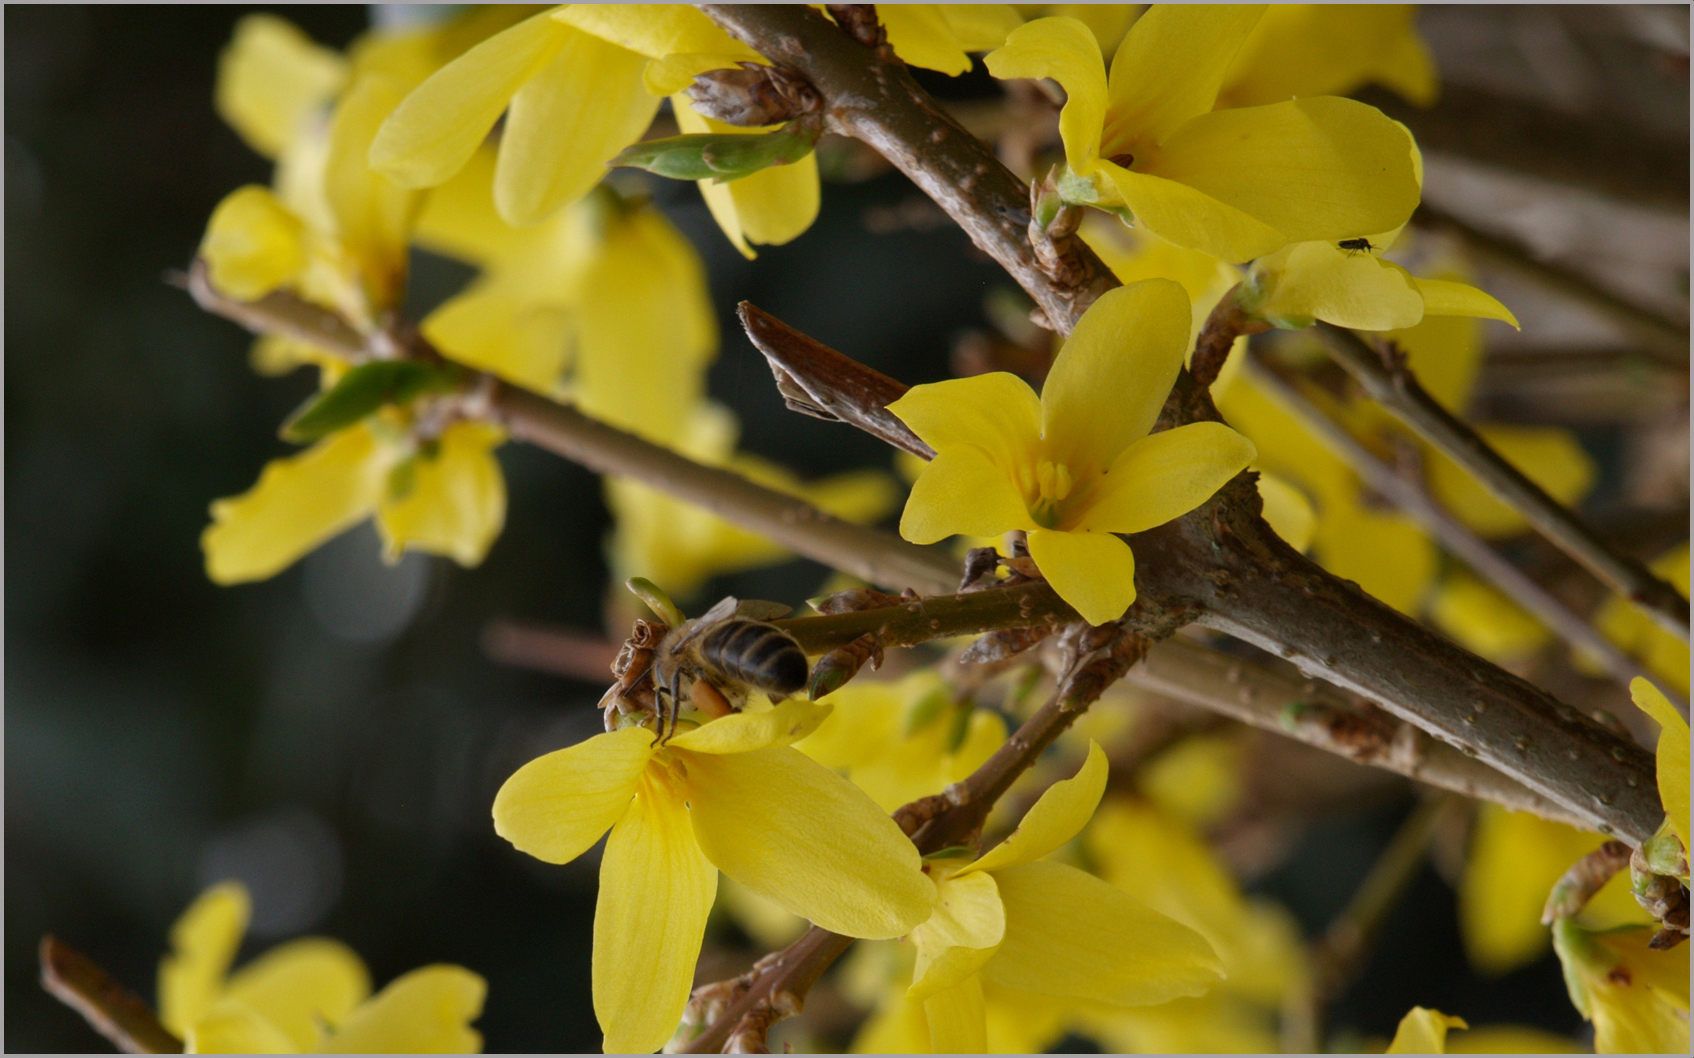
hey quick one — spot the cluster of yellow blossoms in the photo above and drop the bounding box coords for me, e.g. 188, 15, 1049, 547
149, 3, 1691, 1055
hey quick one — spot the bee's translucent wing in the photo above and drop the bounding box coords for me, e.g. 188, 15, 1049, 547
734, 600, 793, 621
696, 597, 741, 625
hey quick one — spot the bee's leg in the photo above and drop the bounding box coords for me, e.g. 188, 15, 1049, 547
665, 669, 684, 743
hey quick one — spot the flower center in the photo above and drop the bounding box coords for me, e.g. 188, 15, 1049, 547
1031, 459, 1075, 529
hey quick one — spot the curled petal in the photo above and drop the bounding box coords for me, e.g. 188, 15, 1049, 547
909, 871, 1006, 1001
159, 882, 250, 1035
1026, 528, 1138, 627
685, 746, 935, 938
1040, 278, 1193, 471
984, 860, 1224, 1006
492, 726, 653, 865
984, 17, 1106, 175
594, 773, 717, 1055
1385, 1007, 1468, 1054
669, 698, 833, 755
967, 741, 1108, 875
1246, 242, 1425, 331
200, 186, 309, 301
1080, 422, 1255, 536
1413, 277, 1520, 328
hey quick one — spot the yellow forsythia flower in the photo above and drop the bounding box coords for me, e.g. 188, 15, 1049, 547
798, 670, 1007, 812
1385, 1007, 1468, 1053
891, 280, 1255, 625
985, 8, 1419, 262
1217, 4, 1438, 109
1553, 919, 1691, 1054
904, 744, 1223, 1051
1459, 803, 1651, 976
1242, 239, 1518, 334
1587, 546, 1692, 698
159, 882, 484, 1053
1633, 678, 1691, 855
491, 699, 936, 1053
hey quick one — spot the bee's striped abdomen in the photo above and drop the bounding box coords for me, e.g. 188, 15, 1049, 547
699, 619, 809, 696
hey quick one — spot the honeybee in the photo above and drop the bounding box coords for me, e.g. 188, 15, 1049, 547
651, 596, 809, 739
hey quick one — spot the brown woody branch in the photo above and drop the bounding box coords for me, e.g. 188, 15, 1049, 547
40, 936, 184, 1054
700, 4, 1664, 847
1240, 351, 1662, 691
1312, 323, 1690, 647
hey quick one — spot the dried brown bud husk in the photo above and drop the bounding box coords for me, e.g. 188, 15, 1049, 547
687, 62, 821, 128
959, 625, 1051, 665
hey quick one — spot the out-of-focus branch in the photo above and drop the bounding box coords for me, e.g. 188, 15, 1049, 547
1126, 637, 1588, 828
1412, 203, 1689, 359
40, 936, 184, 1054
1312, 323, 1691, 648
177, 264, 366, 359
1354, 84, 1690, 213
481, 620, 621, 680
1242, 351, 1665, 694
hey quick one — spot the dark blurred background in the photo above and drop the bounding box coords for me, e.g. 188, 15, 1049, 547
6, 5, 1686, 1053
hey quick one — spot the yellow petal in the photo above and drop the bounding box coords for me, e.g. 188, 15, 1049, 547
326, 74, 420, 311
1386, 1007, 1469, 1054
1633, 678, 1691, 852
411, 145, 528, 267
1245, 241, 1426, 330
922, 974, 989, 1054
967, 741, 1108, 875
1041, 279, 1193, 471
1218, 4, 1437, 110
1026, 527, 1138, 626
880, 5, 973, 76
554, 4, 753, 60
423, 282, 574, 394
223, 938, 371, 1051
369, 12, 567, 189
1414, 278, 1520, 328
594, 772, 717, 1055
1384, 286, 1483, 414
186, 1001, 298, 1054
669, 698, 833, 754
673, 96, 821, 256
1102, 4, 1265, 148
492, 726, 654, 864
376, 421, 507, 567
1256, 472, 1316, 552
983, 860, 1224, 1005
1430, 572, 1550, 663
890, 372, 1043, 472
200, 185, 309, 301
496, 28, 658, 226
909, 871, 1006, 1001
683, 746, 935, 938
1428, 425, 1595, 539
202, 425, 395, 585
1080, 421, 1254, 534
159, 882, 250, 1035
1104, 162, 1288, 263
1312, 499, 1436, 615
1149, 97, 1420, 251
1444, 1024, 1585, 1053
984, 17, 1106, 176
215, 15, 348, 159
321, 965, 485, 1053
900, 446, 1037, 544
941, 6, 1025, 51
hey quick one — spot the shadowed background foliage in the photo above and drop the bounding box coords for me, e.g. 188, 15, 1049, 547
6, 4, 1685, 1052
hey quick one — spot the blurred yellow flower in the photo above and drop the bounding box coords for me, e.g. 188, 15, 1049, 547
1586, 546, 1692, 698
892, 280, 1255, 625
492, 699, 935, 1053
160, 882, 484, 1053
986, 7, 1420, 261
1633, 678, 1691, 855
1429, 571, 1551, 663
1553, 919, 1691, 1054
904, 744, 1223, 1051
798, 670, 1007, 812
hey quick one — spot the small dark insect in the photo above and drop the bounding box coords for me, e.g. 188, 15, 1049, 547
1338, 237, 1378, 255
650, 597, 807, 740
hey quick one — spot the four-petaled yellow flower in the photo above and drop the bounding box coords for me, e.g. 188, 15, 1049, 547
891, 279, 1256, 626
159, 882, 485, 1053
985, 7, 1420, 262
491, 698, 936, 1054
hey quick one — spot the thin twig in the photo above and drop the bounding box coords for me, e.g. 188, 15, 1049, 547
40, 936, 184, 1054
1542, 840, 1634, 923
1412, 203, 1689, 359
1312, 323, 1690, 648
1189, 284, 1270, 391
1241, 349, 1667, 694
481, 620, 621, 680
